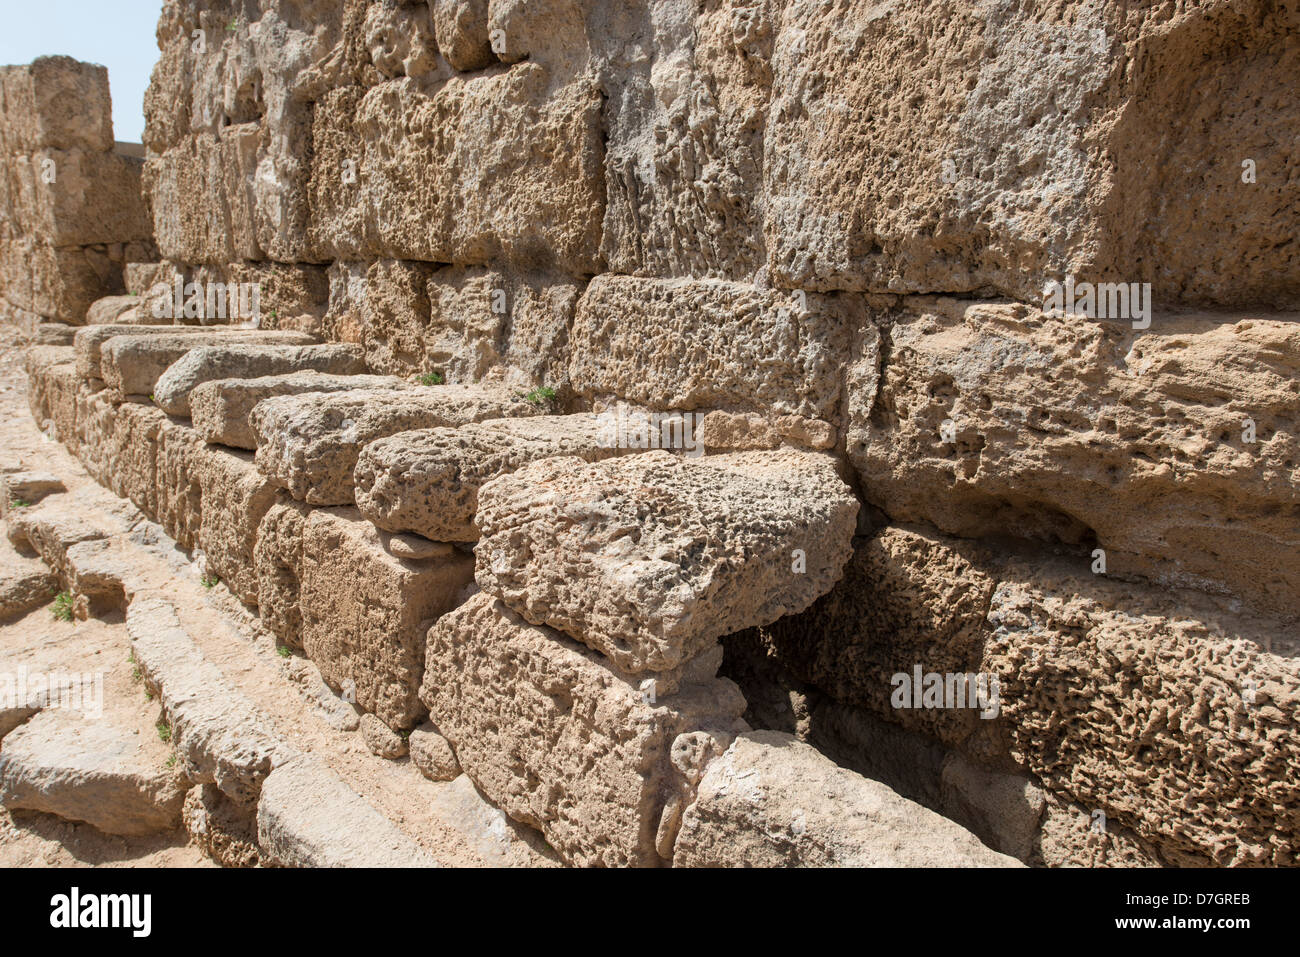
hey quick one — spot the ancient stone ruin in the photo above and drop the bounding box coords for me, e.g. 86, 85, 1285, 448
0, 1, 1296, 869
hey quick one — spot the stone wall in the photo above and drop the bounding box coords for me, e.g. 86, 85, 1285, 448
4, 0, 1298, 867
0, 57, 155, 329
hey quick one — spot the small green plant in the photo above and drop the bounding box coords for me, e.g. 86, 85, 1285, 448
165, 753, 177, 768
276, 645, 291, 659
156, 718, 172, 744
129, 650, 142, 682
8, 498, 30, 509
418, 371, 445, 386
519, 386, 557, 406
144, 690, 154, 702
201, 574, 219, 589
226, 19, 238, 32
51, 591, 73, 622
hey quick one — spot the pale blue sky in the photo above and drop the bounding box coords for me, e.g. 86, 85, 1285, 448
0, 1, 165, 143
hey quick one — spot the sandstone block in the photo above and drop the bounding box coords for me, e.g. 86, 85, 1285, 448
74, 323, 218, 381
85, 295, 144, 325
256, 755, 437, 868
849, 299, 1300, 616
673, 731, 1020, 867
475, 449, 858, 675
127, 598, 291, 804
0, 547, 58, 621
153, 342, 367, 416
250, 384, 535, 505
420, 593, 749, 867
100, 330, 318, 397
409, 724, 460, 782
354, 413, 620, 542
570, 275, 856, 421
0, 57, 113, 152
0, 710, 187, 836
299, 508, 475, 731
191, 371, 410, 450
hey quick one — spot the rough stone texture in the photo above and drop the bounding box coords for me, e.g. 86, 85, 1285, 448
191, 371, 410, 450
0, 709, 187, 836
182, 783, 262, 868
99, 330, 317, 397
298, 508, 475, 731
475, 449, 858, 675
408, 724, 461, 782
360, 713, 408, 759
421, 593, 749, 867
851, 299, 1300, 617
253, 495, 315, 649
192, 445, 278, 606
24, 346, 80, 445
752, 524, 1300, 866
0, 57, 153, 323
320, 261, 578, 387
256, 755, 437, 868
85, 295, 144, 325
570, 275, 859, 422
73, 324, 211, 380
674, 731, 1020, 868
1, 471, 65, 508
153, 342, 367, 416
307, 69, 604, 274
763, 0, 1300, 310
354, 414, 621, 542
250, 384, 536, 505
126, 597, 291, 804
0, 547, 57, 621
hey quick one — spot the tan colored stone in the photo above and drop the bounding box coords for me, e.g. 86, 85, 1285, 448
850, 299, 1300, 616
250, 384, 535, 505
475, 449, 858, 675
354, 413, 619, 542
299, 508, 475, 731
570, 275, 857, 421
674, 731, 1020, 867
408, 724, 460, 782
420, 593, 748, 867
190, 371, 410, 450
100, 330, 317, 397
432, 0, 494, 72
153, 342, 366, 416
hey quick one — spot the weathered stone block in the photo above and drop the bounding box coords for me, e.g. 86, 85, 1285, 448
153, 342, 366, 416
354, 414, 619, 542
475, 449, 858, 675
673, 731, 1019, 867
191, 371, 411, 450
849, 298, 1300, 616
420, 593, 749, 867
569, 275, 860, 421
299, 508, 475, 731
99, 330, 317, 396
250, 384, 535, 505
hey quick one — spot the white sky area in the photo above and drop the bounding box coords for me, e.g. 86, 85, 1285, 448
0, 0, 165, 143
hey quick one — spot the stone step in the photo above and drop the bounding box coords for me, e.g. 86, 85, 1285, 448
420, 592, 748, 867
73, 323, 229, 380
255, 505, 474, 729
0, 471, 66, 511
673, 731, 1021, 867
250, 384, 538, 505
474, 449, 858, 676
153, 343, 368, 417
255, 755, 438, 868
100, 331, 318, 397
0, 542, 58, 621
354, 413, 621, 543
126, 597, 292, 805
190, 371, 411, 450
0, 708, 188, 837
